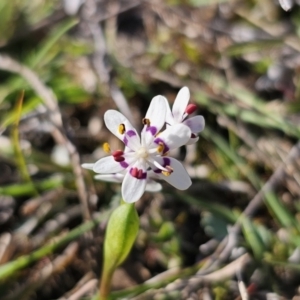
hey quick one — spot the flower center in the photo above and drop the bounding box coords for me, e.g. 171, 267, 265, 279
136, 147, 148, 159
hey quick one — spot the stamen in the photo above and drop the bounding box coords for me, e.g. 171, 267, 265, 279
154, 138, 170, 154
137, 169, 143, 179
112, 149, 125, 162
118, 123, 126, 134
114, 156, 125, 162
112, 150, 124, 157
166, 165, 173, 172
162, 170, 171, 176
156, 141, 165, 154
130, 167, 145, 179
185, 104, 197, 115
103, 142, 111, 153
142, 118, 151, 126
162, 165, 173, 176
130, 167, 138, 178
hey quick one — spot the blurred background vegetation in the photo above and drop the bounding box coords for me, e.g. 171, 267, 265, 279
1, 0, 300, 299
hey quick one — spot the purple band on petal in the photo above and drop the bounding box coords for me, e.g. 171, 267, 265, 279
163, 157, 171, 166
123, 136, 128, 146
120, 161, 129, 168
154, 137, 169, 153
146, 126, 157, 136
153, 168, 161, 174
127, 130, 136, 137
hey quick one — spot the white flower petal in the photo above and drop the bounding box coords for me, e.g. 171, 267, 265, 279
94, 173, 124, 183
82, 163, 94, 170
93, 156, 128, 173
147, 170, 161, 180
172, 87, 190, 122
123, 129, 141, 151
153, 157, 191, 190
142, 95, 167, 146
124, 146, 134, 153
122, 162, 147, 203
153, 123, 191, 153
183, 115, 205, 133
279, 0, 293, 11
104, 110, 139, 146
164, 97, 175, 126
145, 180, 162, 192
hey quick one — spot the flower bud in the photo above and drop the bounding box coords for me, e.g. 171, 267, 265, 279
185, 104, 197, 115
103, 203, 139, 271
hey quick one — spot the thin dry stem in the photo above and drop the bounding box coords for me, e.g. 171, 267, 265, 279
3, 242, 79, 300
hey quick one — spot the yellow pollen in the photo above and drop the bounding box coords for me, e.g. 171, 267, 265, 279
162, 170, 171, 176
142, 118, 151, 126
103, 142, 111, 153
162, 165, 173, 176
118, 123, 125, 134
156, 142, 165, 154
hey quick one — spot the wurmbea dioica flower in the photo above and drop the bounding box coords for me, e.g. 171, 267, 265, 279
165, 86, 205, 145
82, 94, 194, 203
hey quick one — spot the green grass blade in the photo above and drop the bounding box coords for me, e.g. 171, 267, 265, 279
0, 209, 110, 281
0, 176, 63, 196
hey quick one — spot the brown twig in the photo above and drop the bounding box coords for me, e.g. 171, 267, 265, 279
61, 279, 97, 300
3, 242, 79, 300
0, 233, 12, 264
20, 187, 66, 216
32, 205, 82, 248
57, 271, 96, 300
15, 202, 53, 236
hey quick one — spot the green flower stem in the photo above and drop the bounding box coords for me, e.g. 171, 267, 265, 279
99, 269, 114, 300
98, 202, 139, 300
